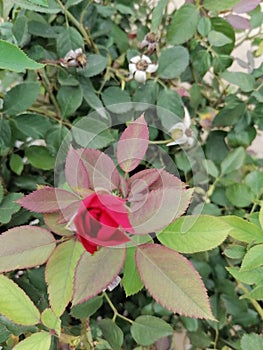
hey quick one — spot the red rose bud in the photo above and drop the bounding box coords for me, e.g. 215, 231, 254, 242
74, 193, 134, 253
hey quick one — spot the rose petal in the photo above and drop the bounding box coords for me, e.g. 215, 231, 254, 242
147, 63, 158, 73
130, 55, 141, 64
134, 70, 146, 83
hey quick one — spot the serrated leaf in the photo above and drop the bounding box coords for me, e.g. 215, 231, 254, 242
241, 333, 263, 350
25, 146, 55, 170
70, 296, 103, 319
226, 183, 255, 208
241, 244, 263, 271
56, 27, 84, 57
123, 247, 143, 296
0, 40, 44, 72
220, 147, 246, 175
117, 114, 149, 173
129, 184, 192, 234
17, 187, 80, 213
167, 4, 199, 45
221, 71, 255, 92
57, 86, 83, 119
101, 87, 132, 114
158, 46, 189, 79
13, 331, 51, 350
208, 30, 233, 47
10, 154, 24, 175
44, 212, 73, 236
0, 193, 23, 224
41, 308, 61, 336
131, 315, 173, 346
203, 0, 240, 12
0, 274, 40, 325
227, 266, 263, 285
81, 54, 108, 78
99, 319, 123, 350
249, 285, 263, 301
0, 226, 56, 273
13, 114, 53, 139
76, 148, 120, 192
158, 215, 230, 253
136, 244, 214, 319
72, 247, 126, 305
65, 146, 90, 192
220, 216, 263, 243
45, 240, 84, 317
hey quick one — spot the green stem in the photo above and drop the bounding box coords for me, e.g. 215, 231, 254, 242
56, 0, 99, 53
149, 139, 173, 145
81, 319, 92, 350
103, 292, 133, 324
237, 281, 263, 322
38, 69, 61, 119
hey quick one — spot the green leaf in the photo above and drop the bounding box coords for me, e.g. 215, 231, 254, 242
56, 27, 84, 57
45, 125, 69, 156
0, 119, 12, 155
13, 114, 53, 139
0, 274, 40, 325
224, 245, 245, 259
0, 40, 44, 72
25, 146, 55, 170
57, 86, 83, 119
81, 54, 108, 78
197, 17, 211, 37
0, 226, 56, 273
245, 171, 263, 196
226, 183, 255, 208
28, 0, 48, 6
241, 244, 263, 271
151, 0, 169, 32
45, 240, 84, 317
208, 30, 232, 47
259, 205, 263, 230
123, 247, 143, 296
0, 184, 3, 203
221, 71, 255, 92
111, 23, 129, 52
70, 296, 103, 319
44, 212, 73, 236
13, 331, 51, 350
0, 193, 23, 224
131, 315, 173, 346
249, 285, 263, 301
158, 46, 189, 79
3, 82, 40, 116
157, 89, 184, 130
241, 333, 263, 350
99, 319, 123, 350
72, 247, 126, 305
167, 4, 199, 45
203, 0, 240, 12
102, 87, 132, 114
210, 18, 235, 55
213, 95, 246, 127
72, 117, 114, 149
12, 15, 29, 47
136, 244, 215, 320
220, 147, 246, 175
227, 266, 263, 285
41, 309, 61, 336
220, 216, 263, 243
9, 154, 24, 175
158, 215, 230, 253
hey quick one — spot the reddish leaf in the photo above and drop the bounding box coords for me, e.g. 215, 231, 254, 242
44, 212, 74, 236
65, 146, 90, 194
129, 173, 192, 233
233, 0, 261, 13
117, 114, 149, 173
0, 226, 56, 272
72, 247, 126, 305
76, 148, 121, 192
136, 244, 215, 319
225, 14, 250, 30
17, 187, 80, 213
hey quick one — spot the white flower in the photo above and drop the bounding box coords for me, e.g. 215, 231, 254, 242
167, 106, 195, 147
60, 48, 87, 68
129, 55, 158, 84
139, 32, 158, 54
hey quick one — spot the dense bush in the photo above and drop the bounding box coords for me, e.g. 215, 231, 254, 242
0, 0, 263, 349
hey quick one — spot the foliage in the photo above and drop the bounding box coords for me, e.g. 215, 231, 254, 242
0, 0, 263, 349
